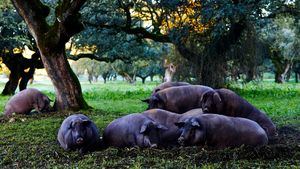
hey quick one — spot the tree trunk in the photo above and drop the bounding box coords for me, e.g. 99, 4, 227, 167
1, 53, 23, 95
141, 77, 146, 84
88, 73, 93, 84
150, 75, 154, 82
19, 67, 35, 91
274, 61, 291, 83
164, 60, 176, 82
199, 58, 226, 88
102, 74, 107, 84
94, 75, 99, 82
40, 49, 89, 111
271, 51, 291, 83
2, 71, 20, 95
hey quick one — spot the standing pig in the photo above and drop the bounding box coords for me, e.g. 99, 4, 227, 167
57, 114, 101, 154
175, 114, 268, 148
4, 88, 51, 117
151, 82, 190, 95
103, 113, 168, 148
200, 88, 277, 139
143, 85, 213, 113
142, 108, 204, 147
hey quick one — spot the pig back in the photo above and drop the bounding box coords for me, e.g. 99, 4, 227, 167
217, 89, 276, 138
103, 113, 148, 147
152, 82, 190, 95
4, 88, 41, 116
162, 85, 213, 113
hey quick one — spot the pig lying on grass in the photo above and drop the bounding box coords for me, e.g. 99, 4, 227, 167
103, 113, 168, 148
57, 114, 101, 154
176, 114, 268, 149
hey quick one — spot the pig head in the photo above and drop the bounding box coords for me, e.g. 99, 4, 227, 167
35, 94, 52, 113
175, 117, 206, 146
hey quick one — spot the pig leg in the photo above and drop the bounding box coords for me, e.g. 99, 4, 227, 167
4, 108, 13, 117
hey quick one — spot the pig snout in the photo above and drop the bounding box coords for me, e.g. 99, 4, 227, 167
76, 137, 84, 145
178, 136, 185, 146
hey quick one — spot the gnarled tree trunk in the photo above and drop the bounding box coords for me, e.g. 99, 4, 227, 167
40, 48, 88, 110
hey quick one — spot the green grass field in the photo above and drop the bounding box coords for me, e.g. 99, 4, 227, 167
0, 81, 299, 168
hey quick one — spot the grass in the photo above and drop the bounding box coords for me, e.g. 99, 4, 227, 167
0, 81, 299, 168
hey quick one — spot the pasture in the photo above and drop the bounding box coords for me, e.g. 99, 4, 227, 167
0, 81, 299, 168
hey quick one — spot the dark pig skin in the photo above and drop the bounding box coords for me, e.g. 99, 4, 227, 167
176, 114, 268, 149
103, 113, 168, 148
145, 85, 213, 114
201, 88, 277, 139
142, 108, 204, 147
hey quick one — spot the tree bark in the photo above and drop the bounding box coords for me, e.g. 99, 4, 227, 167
141, 77, 146, 84
2, 71, 20, 95
19, 67, 35, 91
41, 49, 89, 111
271, 51, 291, 83
1, 53, 38, 95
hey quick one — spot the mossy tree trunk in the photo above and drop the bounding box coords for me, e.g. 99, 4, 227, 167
11, 0, 89, 111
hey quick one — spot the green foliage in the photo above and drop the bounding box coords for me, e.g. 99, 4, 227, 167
260, 15, 300, 61
0, 5, 33, 52
0, 82, 299, 168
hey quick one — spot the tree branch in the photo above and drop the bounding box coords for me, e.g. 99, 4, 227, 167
68, 53, 125, 63
52, 0, 87, 45
11, 0, 50, 41
84, 21, 171, 43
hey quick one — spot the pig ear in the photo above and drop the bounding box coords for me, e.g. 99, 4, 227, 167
213, 92, 222, 104
140, 122, 149, 134
141, 98, 150, 103
174, 122, 185, 128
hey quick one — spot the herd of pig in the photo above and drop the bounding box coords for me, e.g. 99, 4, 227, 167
2, 82, 277, 154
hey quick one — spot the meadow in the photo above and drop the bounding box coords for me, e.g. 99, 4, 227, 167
0, 81, 299, 168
